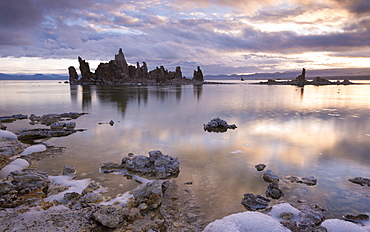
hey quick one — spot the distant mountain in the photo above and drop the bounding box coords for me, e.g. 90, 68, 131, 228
0, 73, 68, 80
205, 68, 370, 80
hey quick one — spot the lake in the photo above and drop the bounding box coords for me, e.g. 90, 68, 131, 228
1, 80, 370, 221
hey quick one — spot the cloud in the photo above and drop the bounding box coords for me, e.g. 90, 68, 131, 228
1, 0, 370, 75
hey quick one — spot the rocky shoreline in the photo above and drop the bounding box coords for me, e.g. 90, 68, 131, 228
1, 114, 370, 231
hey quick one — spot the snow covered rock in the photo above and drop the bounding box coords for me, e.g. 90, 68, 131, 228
203, 211, 290, 232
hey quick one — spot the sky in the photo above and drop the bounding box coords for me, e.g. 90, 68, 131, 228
0, 0, 370, 77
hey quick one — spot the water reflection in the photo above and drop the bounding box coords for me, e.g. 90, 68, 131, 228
4, 81, 369, 221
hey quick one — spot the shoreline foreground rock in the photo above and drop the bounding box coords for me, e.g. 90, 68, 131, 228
69, 48, 204, 85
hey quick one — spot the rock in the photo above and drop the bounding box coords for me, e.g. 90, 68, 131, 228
62, 165, 76, 176
63, 192, 81, 204
78, 56, 94, 83
257, 68, 356, 86
255, 163, 266, 171
312, 76, 332, 85
203, 117, 237, 133
280, 212, 295, 221
241, 193, 271, 210
68, 66, 79, 83
65, 121, 76, 129
101, 150, 180, 179
69, 48, 201, 85
266, 183, 285, 199
296, 68, 307, 87
301, 176, 317, 186
192, 66, 204, 82
29, 114, 41, 122
9, 169, 49, 194
285, 175, 317, 186
50, 122, 66, 130
92, 205, 139, 228
114, 48, 130, 77
132, 180, 168, 209
29, 112, 87, 125
0, 138, 28, 167
348, 177, 370, 186
0, 169, 50, 208
0, 114, 28, 123
263, 170, 279, 183
0, 122, 7, 130
298, 204, 326, 227
341, 79, 352, 85
266, 79, 278, 85
343, 214, 369, 223
280, 221, 299, 232
16, 128, 86, 141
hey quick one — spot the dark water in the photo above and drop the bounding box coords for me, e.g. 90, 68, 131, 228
1, 80, 370, 221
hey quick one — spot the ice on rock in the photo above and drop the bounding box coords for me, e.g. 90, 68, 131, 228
0, 130, 17, 139
0, 158, 30, 178
45, 175, 93, 203
20, 144, 47, 156
10, 158, 30, 169
321, 219, 367, 232
269, 203, 300, 221
203, 211, 290, 232
0, 164, 22, 178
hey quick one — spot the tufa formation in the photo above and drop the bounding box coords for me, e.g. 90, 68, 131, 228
69, 49, 204, 85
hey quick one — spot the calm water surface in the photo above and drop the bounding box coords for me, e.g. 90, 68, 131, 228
1, 80, 370, 221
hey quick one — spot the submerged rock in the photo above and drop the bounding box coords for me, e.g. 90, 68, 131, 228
263, 170, 280, 183
285, 175, 317, 186
203, 117, 237, 133
101, 150, 180, 179
241, 193, 271, 210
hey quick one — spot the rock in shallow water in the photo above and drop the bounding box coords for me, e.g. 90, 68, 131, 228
263, 170, 280, 183
255, 163, 266, 171
265, 183, 285, 199
101, 150, 180, 179
241, 193, 271, 210
16, 128, 86, 141
348, 177, 370, 186
203, 117, 237, 133
285, 175, 317, 186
